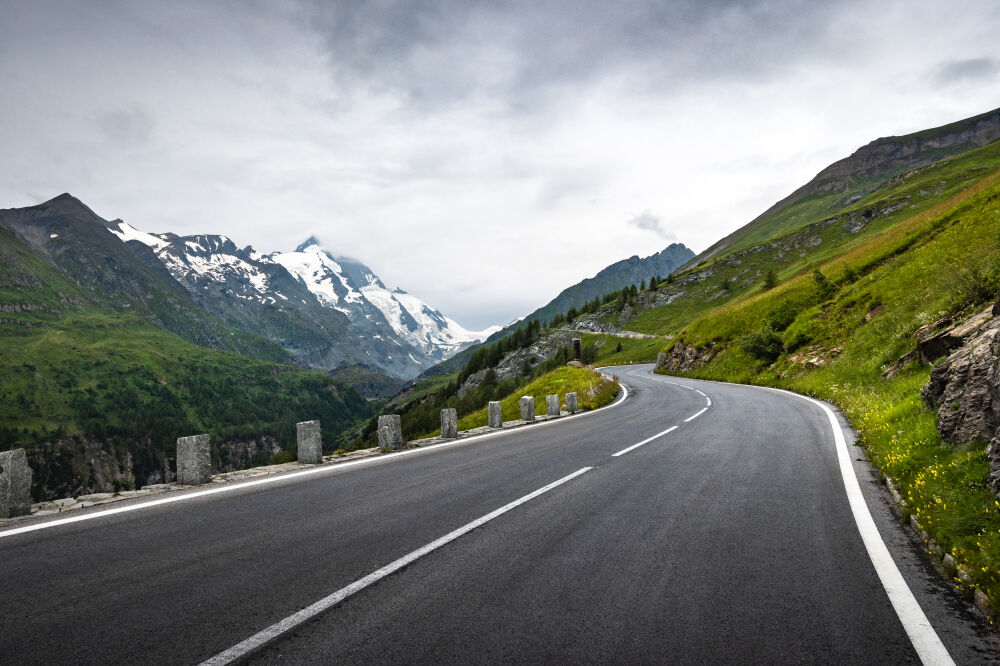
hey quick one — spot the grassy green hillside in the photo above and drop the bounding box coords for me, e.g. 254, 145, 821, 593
648, 170, 1000, 606
0, 311, 376, 499
626, 139, 1000, 336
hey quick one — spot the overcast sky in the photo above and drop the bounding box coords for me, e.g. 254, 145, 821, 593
2, 1, 999, 330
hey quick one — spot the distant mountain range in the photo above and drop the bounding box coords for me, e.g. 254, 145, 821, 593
479, 243, 693, 345
106, 217, 497, 379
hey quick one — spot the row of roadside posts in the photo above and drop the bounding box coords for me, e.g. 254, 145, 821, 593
377, 391, 580, 453
0, 393, 582, 518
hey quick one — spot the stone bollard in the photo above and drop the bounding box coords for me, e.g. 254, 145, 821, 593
377, 425, 392, 452
546, 394, 560, 417
378, 415, 403, 452
440, 408, 458, 438
656, 352, 667, 369
572, 338, 582, 362
176, 434, 212, 485
566, 392, 579, 413
0, 448, 33, 518
488, 401, 503, 428
297, 420, 323, 464
519, 396, 535, 422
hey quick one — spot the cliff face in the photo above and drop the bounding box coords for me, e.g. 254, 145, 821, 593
26, 435, 284, 501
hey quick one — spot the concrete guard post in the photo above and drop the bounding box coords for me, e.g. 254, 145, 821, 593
546, 394, 560, 417
176, 434, 212, 485
488, 401, 503, 428
378, 415, 404, 452
519, 396, 535, 422
565, 392, 579, 414
0, 448, 33, 518
297, 420, 323, 464
441, 408, 458, 438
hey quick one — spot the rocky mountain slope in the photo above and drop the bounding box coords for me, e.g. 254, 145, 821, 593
109, 222, 496, 379
0, 194, 293, 363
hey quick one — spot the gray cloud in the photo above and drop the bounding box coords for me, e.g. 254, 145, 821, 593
932, 57, 998, 85
97, 107, 155, 146
303, 0, 844, 113
627, 210, 675, 240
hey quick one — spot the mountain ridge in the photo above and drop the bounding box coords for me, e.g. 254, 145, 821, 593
106, 217, 496, 379
688, 106, 1000, 268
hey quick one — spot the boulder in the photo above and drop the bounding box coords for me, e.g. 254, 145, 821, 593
917, 305, 994, 365
921, 316, 1000, 446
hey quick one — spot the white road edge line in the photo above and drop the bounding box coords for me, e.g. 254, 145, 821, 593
798, 393, 955, 666
199, 466, 594, 666
612, 425, 679, 457
664, 367, 954, 666
1, 380, 629, 540
683, 407, 708, 422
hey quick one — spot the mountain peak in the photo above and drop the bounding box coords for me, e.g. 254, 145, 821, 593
295, 235, 322, 252
41, 193, 102, 221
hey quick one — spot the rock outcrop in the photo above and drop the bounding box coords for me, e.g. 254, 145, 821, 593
658, 340, 716, 374
921, 310, 1000, 446
922, 303, 1000, 493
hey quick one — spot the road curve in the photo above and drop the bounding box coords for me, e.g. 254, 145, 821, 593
1, 364, 997, 664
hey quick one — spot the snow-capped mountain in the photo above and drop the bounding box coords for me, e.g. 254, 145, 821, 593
108, 223, 497, 379
273, 237, 495, 359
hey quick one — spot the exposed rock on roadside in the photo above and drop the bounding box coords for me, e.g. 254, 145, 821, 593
916, 305, 995, 364
658, 340, 716, 373
921, 306, 1000, 450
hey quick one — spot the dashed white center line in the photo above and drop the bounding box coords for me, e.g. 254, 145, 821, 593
200, 466, 594, 666
684, 407, 708, 422
612, 426, 679, 457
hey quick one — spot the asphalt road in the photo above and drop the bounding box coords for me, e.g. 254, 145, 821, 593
1, 364, 998, 664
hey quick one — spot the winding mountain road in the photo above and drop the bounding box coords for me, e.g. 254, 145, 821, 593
2, 364, 997, 664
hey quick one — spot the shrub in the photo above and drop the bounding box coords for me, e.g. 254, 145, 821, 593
738, 327, 784, 363
765, 300, 799, 332
952, 255, 1000, 307
812, 268, 837, 301
762, 269, 778, 290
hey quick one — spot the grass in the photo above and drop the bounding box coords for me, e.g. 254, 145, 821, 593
455, 366, 619, 431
